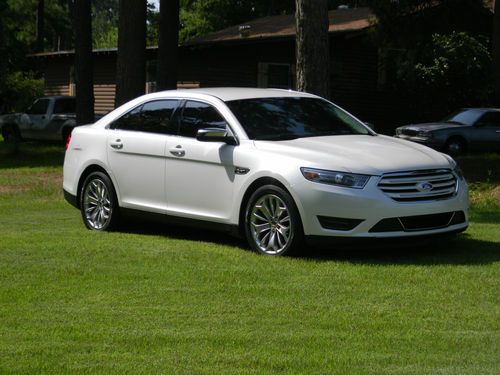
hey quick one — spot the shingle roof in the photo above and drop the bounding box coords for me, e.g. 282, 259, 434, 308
185, 7, 373, 46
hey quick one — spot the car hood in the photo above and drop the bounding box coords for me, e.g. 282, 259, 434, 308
253, 134, 452, 175
398, 122, 465, 131
0, 113, 22, 123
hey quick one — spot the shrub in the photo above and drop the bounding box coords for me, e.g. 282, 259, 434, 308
0, 71, 44, 113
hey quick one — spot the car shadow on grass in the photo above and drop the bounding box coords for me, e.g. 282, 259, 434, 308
301, 233, 500, 265
119, 219, 499, 265
119, 220, 249, 250
0, 141, 65, 169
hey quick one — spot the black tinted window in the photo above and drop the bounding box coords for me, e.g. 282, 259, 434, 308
53, 98, 76, 114
111, 106, 142, 131
111, 100, 179, 133
28, 99, 50, 115
141, 100, 178, 134
477, 112, 500, 127
179, 101, 227, 138
226, 97, 369, 140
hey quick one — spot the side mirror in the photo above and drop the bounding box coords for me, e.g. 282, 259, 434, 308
196, 127, 238, 145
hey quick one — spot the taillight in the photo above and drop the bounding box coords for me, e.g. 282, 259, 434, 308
65, 133, 72, 150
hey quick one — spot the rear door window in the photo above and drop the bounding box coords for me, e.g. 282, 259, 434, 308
477, 112, 500, 128
110, 100, 180, 134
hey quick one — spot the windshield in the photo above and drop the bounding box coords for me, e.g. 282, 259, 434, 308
441, 109, 484, 126
226, 97, 371, 140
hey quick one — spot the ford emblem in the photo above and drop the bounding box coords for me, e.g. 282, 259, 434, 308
417, 182, 433, 192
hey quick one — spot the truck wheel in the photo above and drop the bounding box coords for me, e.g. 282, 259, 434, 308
2, 125, 21, 144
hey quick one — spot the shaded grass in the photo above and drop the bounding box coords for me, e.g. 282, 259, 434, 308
0, 138, 65, 169
0, 147, 499, 374
456, 153, 500, 183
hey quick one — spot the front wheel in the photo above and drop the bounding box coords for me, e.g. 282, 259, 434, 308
80, 172, 120, 231
2, 125, 21, 143
445, 137, 466, 155
244, 185, 303, 256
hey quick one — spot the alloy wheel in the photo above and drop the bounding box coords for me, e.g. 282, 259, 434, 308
82, 178, 112, 230
249, 194, 293, 255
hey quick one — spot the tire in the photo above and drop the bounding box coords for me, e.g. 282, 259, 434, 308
445, 137, 466, 155
80, 171, 120, 231
244, 185, 304, 256
2, 124, 21, 144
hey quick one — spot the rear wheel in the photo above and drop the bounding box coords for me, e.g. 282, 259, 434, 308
80, 172, 120, 231
244, 185, 303, 256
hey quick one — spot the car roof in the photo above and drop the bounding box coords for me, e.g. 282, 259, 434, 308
153, 87, 320, 102
461, 107, 500, 112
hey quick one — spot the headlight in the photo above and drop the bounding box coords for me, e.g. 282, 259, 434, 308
440, 153, 464, 180
417, 130, 433, 138
300, 167, 370, 189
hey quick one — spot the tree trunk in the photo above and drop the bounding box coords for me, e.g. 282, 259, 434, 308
74, 0, 95, 125
156, 0, 179, 91
295, 0, 330, 98
493, 0, 500, 106
36, 0, 45, 51
115, 0, 147, 107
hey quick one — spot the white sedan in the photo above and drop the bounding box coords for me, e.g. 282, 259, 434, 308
63, 88, 469, 256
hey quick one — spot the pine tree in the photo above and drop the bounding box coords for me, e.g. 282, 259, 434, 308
115, 0, 147, 107
157, 0, 180, 91
74, 0, 95, 125
295, 0, 329, 98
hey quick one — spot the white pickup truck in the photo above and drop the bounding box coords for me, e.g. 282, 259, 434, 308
0, 96, 80, 143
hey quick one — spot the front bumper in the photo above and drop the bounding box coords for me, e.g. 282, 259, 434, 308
292, 176, 469, 238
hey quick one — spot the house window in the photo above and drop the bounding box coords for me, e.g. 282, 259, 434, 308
258, 62, 294, 90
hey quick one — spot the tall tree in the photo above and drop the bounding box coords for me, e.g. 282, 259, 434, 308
295, 0, 330, 98
36, 0, 45, 51
115, 0, 147, 107
157, 0, 180, 90
493, 0, 500, 105
74, 0, 95, 125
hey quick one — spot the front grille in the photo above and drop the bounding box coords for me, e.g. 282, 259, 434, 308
400, 212, 454, 230
369, 211, 466, 233
378, 169, 457, 202
401, 129, 419, 136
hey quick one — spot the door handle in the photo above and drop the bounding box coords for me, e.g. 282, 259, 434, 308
496, 130, 500, 133
110, 139, 123, 150
169, 145, 185, 157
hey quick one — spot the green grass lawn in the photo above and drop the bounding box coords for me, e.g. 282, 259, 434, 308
0, 141, 499, 374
